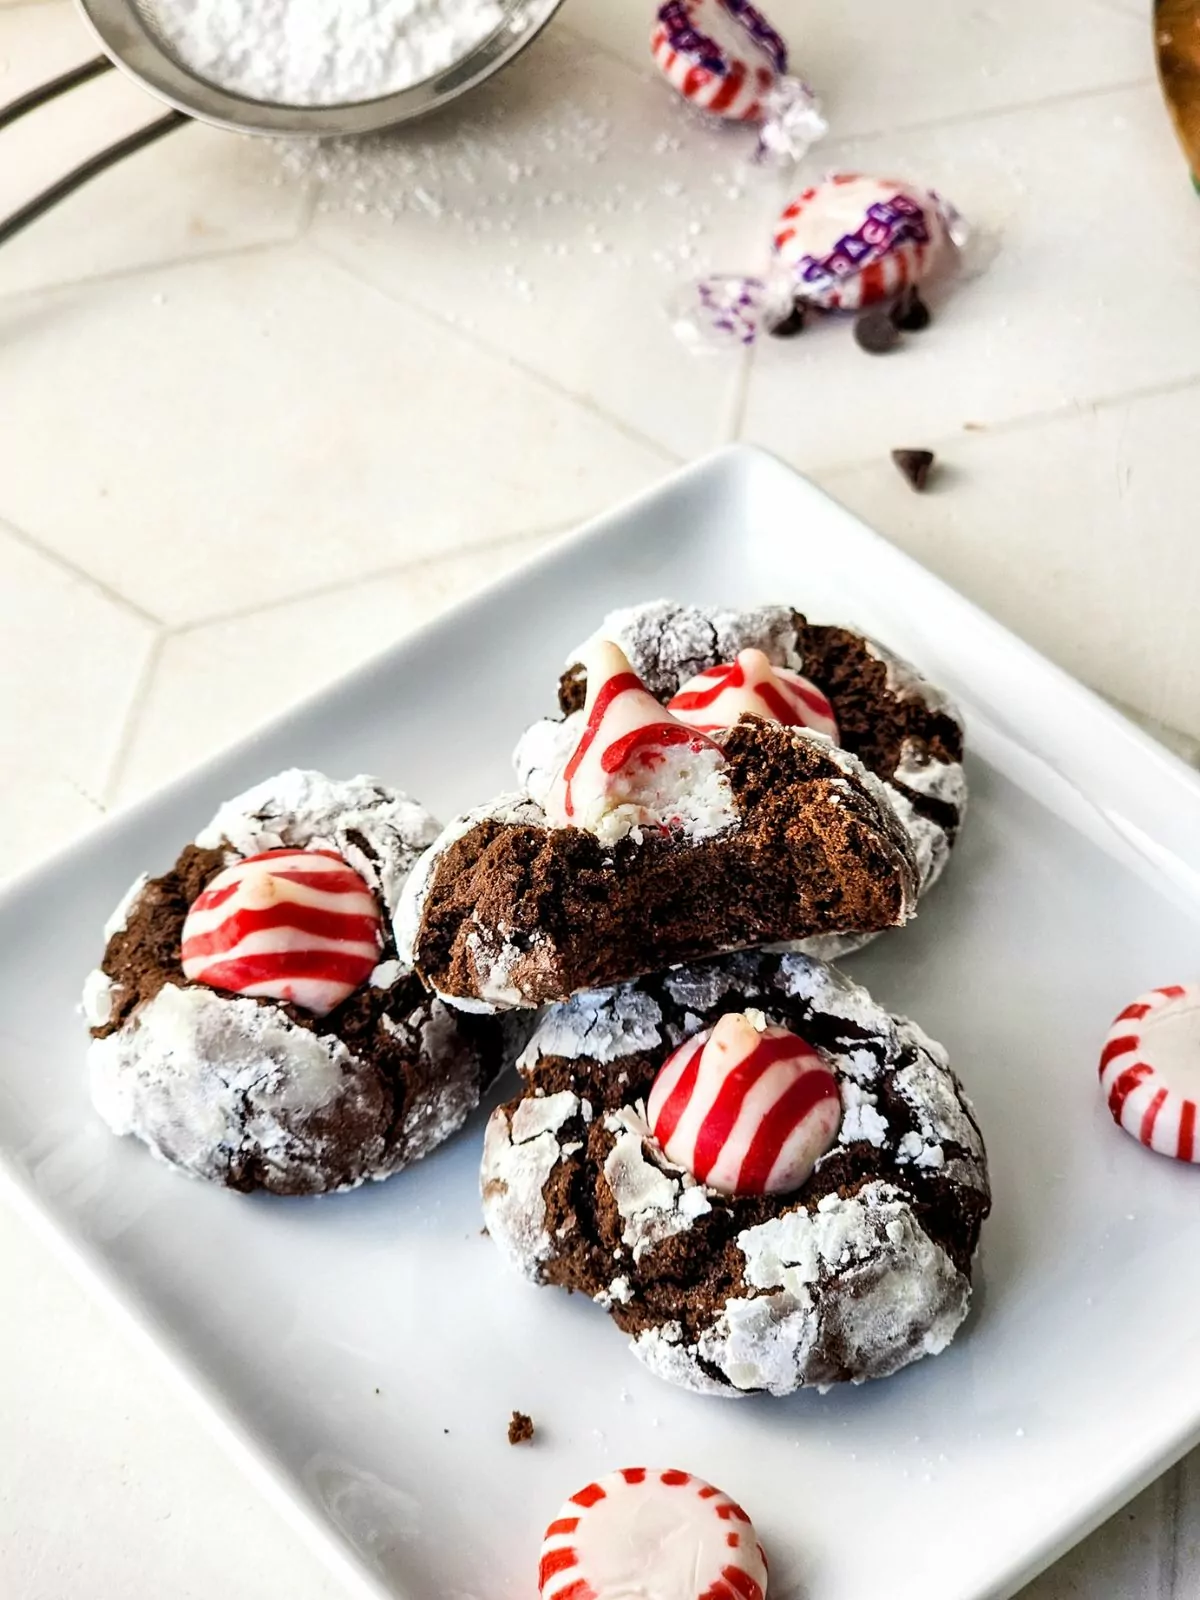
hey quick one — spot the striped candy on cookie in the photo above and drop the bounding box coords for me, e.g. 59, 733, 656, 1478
648, 1011, 841, 1196
180, 847, 383, 1017
667, 647, 838, 741
773, 173, 949, 312
539, 1466, 768, 1600
1099, 983, 1200, 1163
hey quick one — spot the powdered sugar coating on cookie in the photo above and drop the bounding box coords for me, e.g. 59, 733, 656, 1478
481, 950, 988, 1396
197, 768, 439, 921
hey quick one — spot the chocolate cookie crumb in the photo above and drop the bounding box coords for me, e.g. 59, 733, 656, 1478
508, 1411, 535, 1445
767, 303, 807, 338
891, 448, 936, 492
890, 286, 931, 331
854, 307, 901, 354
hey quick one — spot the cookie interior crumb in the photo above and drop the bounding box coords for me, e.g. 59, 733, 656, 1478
507, 1410, 535, 1445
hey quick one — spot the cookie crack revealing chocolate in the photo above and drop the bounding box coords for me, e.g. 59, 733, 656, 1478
84, 770, 507, 1196
525, 600, 966, 960
481, 951, 989, 1397
398, 720, 918, 1011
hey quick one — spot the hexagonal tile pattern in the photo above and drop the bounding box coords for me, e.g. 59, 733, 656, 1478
110, 529, 555, 802
810, 380, 1200, 740
304, 25, 773, 461
0, 247, 671, 625
0, 3, 308, 299
558, 0, 1153, 135
741, 83, 1200, 470
0, 518, 155, 879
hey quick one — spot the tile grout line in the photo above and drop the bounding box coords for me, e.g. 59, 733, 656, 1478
802, 368, 1200, 482
0, 233, 303, 312
0, 511, 166, 630
169, 518, 573, 634
303, 240, 685, 466
1163, 1461, 1182, 1600
99, 628, 166, 807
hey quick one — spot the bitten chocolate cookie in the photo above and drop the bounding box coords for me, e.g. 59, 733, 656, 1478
396, 640, 918, 1011
482, 950, 989, 1396
84, 769, 506, 1196
515, 599, 966, 960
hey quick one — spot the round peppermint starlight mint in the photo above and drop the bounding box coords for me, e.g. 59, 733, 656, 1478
671, 172, 966, 352
539, 1467, 768, 1600
651, 0, 826, 163
1100, 983, 1200, 1162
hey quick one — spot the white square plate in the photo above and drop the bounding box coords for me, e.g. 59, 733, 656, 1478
4, 445, 1200, 1600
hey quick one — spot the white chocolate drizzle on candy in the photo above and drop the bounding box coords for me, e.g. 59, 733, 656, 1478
667, 646, 839, 741
544, 639, 734, 845
647, 1010, 841, 1196
538, 1465, 768, 1600
180, 847, 383, 1017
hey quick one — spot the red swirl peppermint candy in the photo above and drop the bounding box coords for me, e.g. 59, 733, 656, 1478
1099, 983, 1200, 1163
180, 848, 383, 1017
773, 173, 955, 312
651, 0, 825, 163
539, 1466, 768, 1600
667, 648, 838, 741
648, 1011, 841, 1196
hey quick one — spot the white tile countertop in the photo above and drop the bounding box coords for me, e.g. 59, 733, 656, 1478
2, 0, 1200, 1593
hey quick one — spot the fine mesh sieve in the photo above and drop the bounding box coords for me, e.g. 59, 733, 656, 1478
0, 0, 565, 246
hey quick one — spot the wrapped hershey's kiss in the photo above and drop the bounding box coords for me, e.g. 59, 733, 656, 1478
670, 172, 967, 351
651, 0, 827, 164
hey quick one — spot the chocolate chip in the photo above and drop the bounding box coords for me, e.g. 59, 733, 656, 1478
854, 308, 901, 354
891, 448, 936, 492
767, 303, 807, 338
889, 286, 931, 331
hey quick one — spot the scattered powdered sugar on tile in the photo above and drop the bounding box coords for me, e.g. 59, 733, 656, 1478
89, 982, 376, 1190
197, 768, 439, 919
602, 1105, 711, 1261
274, 35, 759, 302
519, 985, 663, 1071
103, 872, 148, 942
481, 1092, 580, 1279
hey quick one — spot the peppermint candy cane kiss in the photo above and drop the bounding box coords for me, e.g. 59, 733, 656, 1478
539, 1466, 768, 1600
648, 1011, 841, 1196
180, 848, 383, 1017
1099, 983, 1200, 1163
652, 0, 826, 163
667, 647, 838, 741
544, 639, 732, 845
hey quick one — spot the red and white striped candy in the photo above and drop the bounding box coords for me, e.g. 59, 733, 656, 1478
180, 848, 383, 1017
1099, 983, 1200, 1163
667, 648, 838, 742
539, 1466, 768, 1600
647, 1012, 841, 1196
545, 639, 721, 833
773, 173, 948, 312
652, 0, 781, 124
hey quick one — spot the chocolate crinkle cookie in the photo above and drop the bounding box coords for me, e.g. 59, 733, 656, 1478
515, 599, 967, 962
481, 949, 989, 1397
84, 769, 507, 1196
396, 636, 920, 1011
